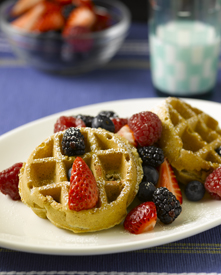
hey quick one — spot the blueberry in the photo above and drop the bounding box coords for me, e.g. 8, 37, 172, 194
216, 146, 221, 157
185, 181, 205, 201
75, 114, 94, 127
97, 110, 118, 118
137, 181, 156, 202
91, 115, 115, 132
142, 165, 159, 185
68, 167, 72, 181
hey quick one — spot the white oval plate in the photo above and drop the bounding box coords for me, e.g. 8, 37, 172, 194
0, 97, 221, 255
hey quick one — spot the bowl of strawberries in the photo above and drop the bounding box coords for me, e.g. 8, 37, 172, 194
0, 0, 130, 74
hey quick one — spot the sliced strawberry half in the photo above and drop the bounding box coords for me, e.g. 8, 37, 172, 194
11, 2, 45, 31
69, 157, 99, 211
11, 0, 44, 17
123, 202, 157, 234
156, 158, 183, 204
12, 1, 64, 33
33, 6, 65, 32
62, 5, 96, 36
116, 125, 137, 147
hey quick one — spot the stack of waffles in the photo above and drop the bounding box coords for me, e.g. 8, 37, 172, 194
152, 97, 221, 184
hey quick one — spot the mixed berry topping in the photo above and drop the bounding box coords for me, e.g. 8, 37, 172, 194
62, 127, 85, 156
153, 187, 182, 224
0, 162, 23, 200
11, 0, 111, 37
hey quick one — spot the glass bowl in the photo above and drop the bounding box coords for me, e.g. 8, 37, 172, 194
0, 0, 131, 74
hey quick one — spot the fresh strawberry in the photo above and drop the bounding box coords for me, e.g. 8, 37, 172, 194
128, 111, 162, 147
68, 157, 99, 211
205, 167, 221, 200
11, 0, 44, 17
123, 201, 157, 234
93, 7, 111, 31
12, 1, 65, 32
0, 163, 23, 200
11, 2, 46, 31
32, 8, 65, 32
62, 5, 96, 36
156, 158, 183, 204
54, 116, 86, 133
111, 117, 128, 133
116, 125, 137, 147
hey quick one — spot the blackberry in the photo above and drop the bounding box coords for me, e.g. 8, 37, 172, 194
98, 110, 118, 118
62, 127, 85, 156
75, 114, 94, 127
91, 115, 115, 132
137, 181, 156, 202
153, 187, 182, 224
185, 180, 205, 201
138, 146, 164, 167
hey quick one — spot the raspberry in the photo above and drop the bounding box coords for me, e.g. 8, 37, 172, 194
111, 117, 128, 133
128, 111, 162, 147
205, 167, 221, 199
138, 146, 164, 167
153, 187, 182, 224
54, 116, 85, 133
0, 162, 23, 200
62, 127, 85, 156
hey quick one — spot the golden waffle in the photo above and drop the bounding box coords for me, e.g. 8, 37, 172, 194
19, 127, 143, 233
152, 97, 221, 184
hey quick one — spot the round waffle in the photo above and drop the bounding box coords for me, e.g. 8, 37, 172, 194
19, 127, 143, 233
152, 97, 221, 184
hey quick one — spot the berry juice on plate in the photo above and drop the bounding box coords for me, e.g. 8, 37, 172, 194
149, 21, 221, 96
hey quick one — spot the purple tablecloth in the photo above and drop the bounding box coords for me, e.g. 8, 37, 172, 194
0, 22, 221, 274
